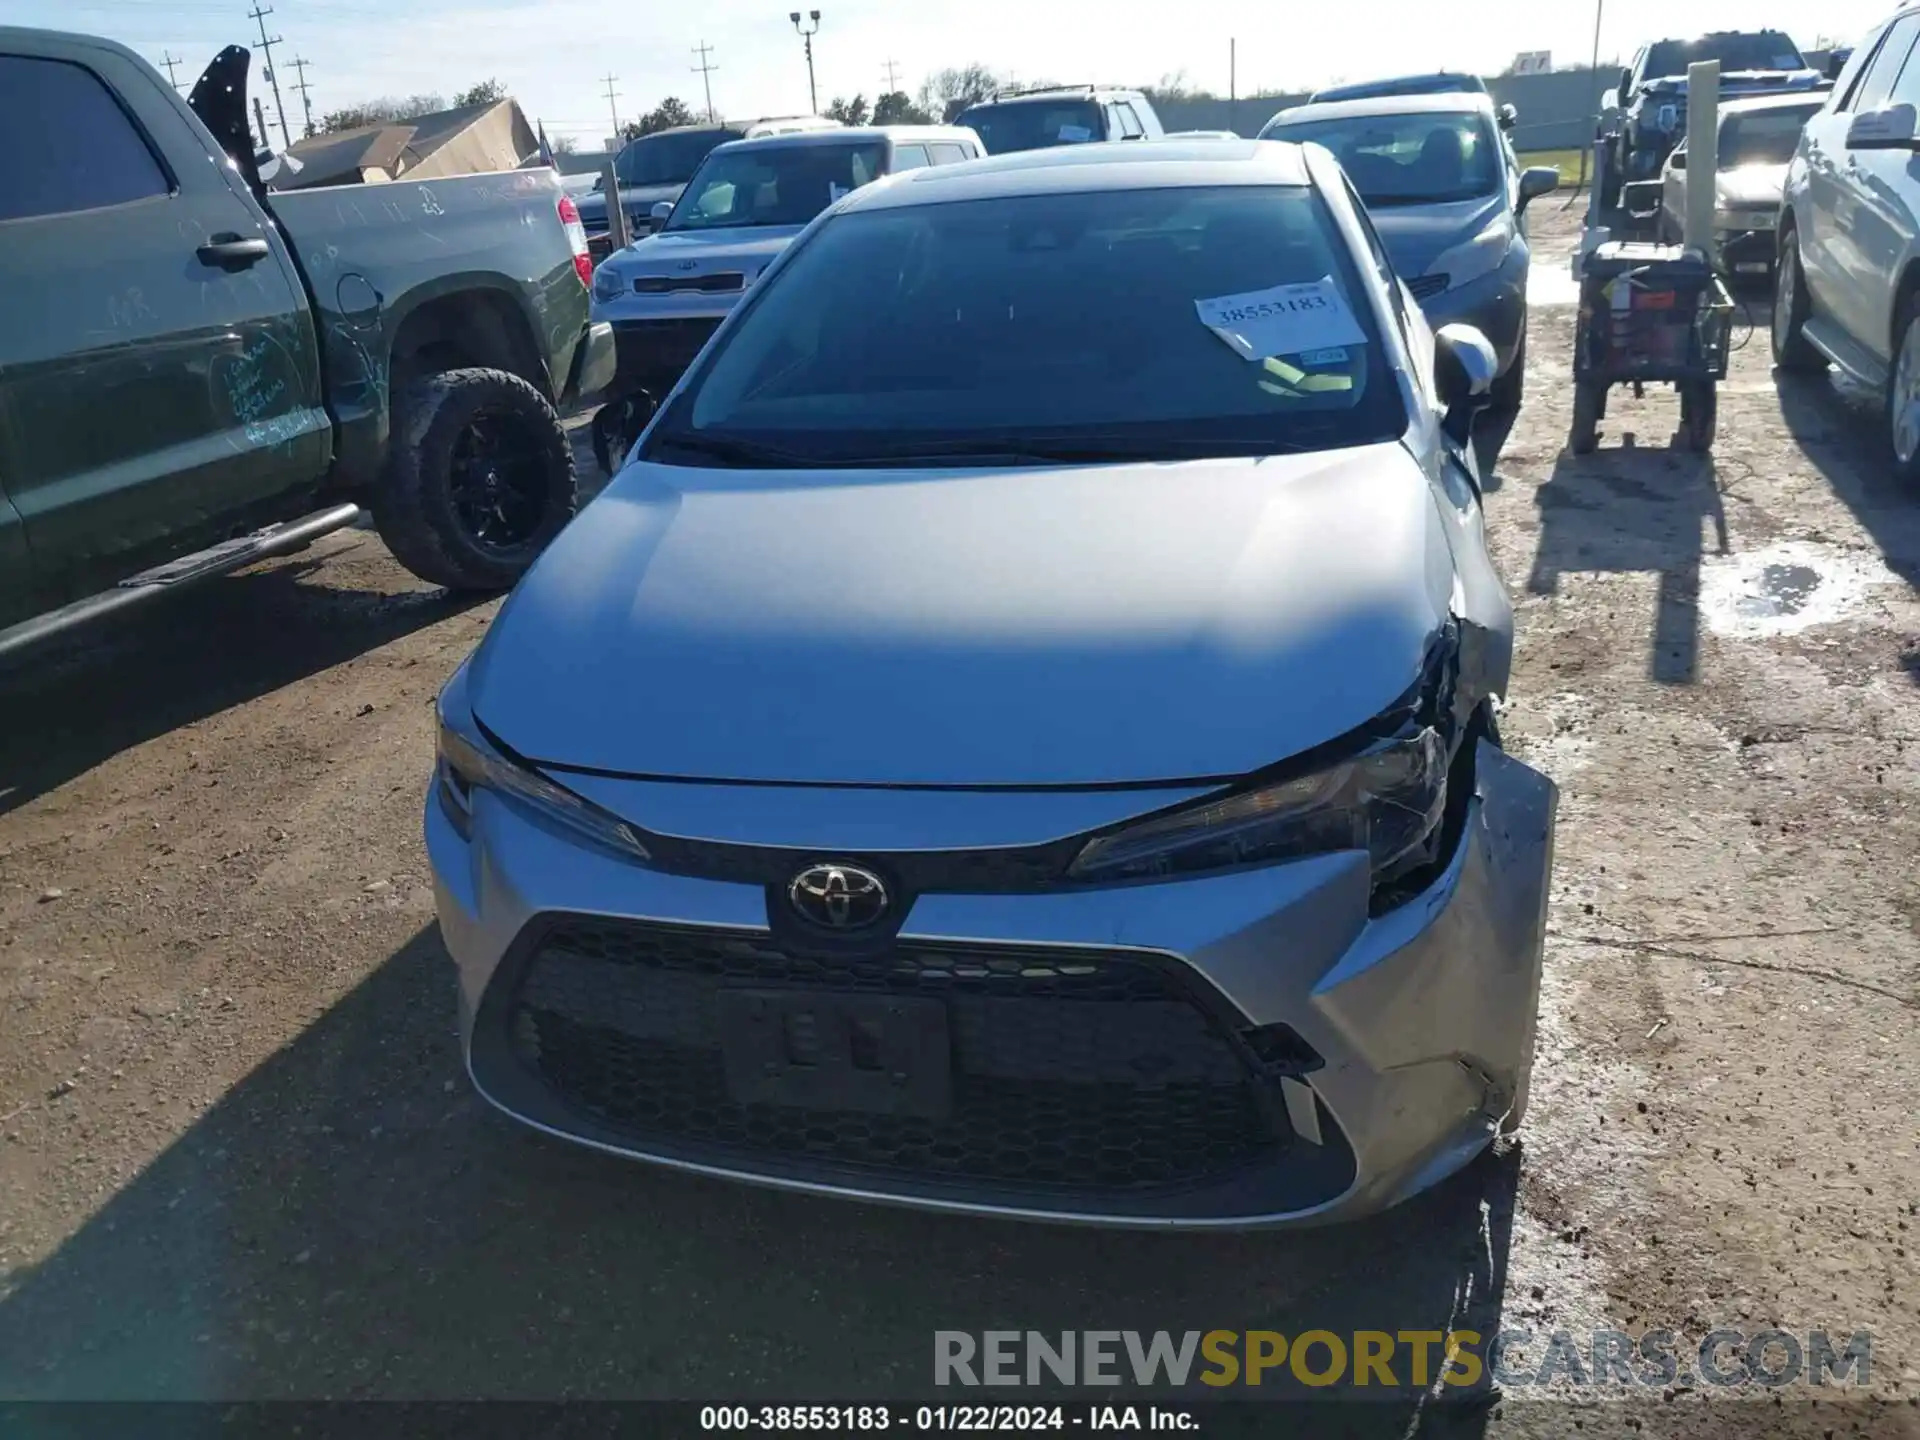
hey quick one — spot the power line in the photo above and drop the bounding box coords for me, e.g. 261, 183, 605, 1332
160, 51, 184, 88
600, 72, 621, 139
692, 41, 719, 123
245, 2, 292, 149
290, 55, 316, 137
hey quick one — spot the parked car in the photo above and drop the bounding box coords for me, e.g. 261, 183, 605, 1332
953, 84, 1164, 153
1164, 129, 1242, 140
587, 125, 984, 468
577, 116, 841, 262
1658, 93, 1823, 274
1776, 4, 1920, 481
1260, 93, 1559, 410
1311, 72, 1488, 103
1600, 29, 1824, 205
429, 137, 1559, 1228
0, 29, 613, 653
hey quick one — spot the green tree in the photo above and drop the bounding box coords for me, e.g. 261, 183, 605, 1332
453, 78, 508, 107
318, 93, 445, 133
825, 93, 870, 126
873, 90, 931, 124
625, 96, 698, 139
919, 64, 1001, 122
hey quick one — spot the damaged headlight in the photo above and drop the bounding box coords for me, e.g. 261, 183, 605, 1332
1067, 727, 1449, 886
434, 676, 651, 865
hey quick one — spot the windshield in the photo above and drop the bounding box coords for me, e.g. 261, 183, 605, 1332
1718, 105, 1819, 166
1646, 32, 1804, 78
646, 185, 1403, 467
664, 142, 887, 232
1263, 112, 1501, 206
955, 100, 1104, 153
616, 128, 741, 187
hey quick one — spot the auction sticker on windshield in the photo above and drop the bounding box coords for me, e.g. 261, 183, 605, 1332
1195, 277, 1367, 363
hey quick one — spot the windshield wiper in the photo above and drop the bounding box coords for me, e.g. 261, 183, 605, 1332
648, 432, 817, 468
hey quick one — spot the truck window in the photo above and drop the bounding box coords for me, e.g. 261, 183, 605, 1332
1113, 103, 1145, 139
891, 144, 930, 170
0, 55, 170, 222
928, 142, 969, 166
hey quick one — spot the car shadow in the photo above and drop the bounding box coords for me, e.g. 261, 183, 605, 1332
1526, 437, 1728, 685
1774, 368, 1920, 606
0, 923, 1518, 1430
0, 551, 486, 818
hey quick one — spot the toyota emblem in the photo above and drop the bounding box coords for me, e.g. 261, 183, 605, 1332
788, 863, 889, 931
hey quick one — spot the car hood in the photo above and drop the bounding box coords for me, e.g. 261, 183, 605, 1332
605, 224, 808, 275
1716, 163, 1789, 208
574, 181, 686, 224
468, 446, 1457, 787
1368, 194, 1508, 280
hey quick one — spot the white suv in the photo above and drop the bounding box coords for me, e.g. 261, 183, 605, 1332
1775, 3, 1920, 476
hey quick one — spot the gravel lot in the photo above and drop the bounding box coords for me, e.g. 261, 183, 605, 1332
0, 206, 1915, 1436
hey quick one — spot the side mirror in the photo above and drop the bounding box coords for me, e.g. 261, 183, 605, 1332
1620, 68, 1634, 99
1434, 323, 1497, 445
1828, 49, 1852, 82
650, 200, 675, 222
1847, 104, 1919, 150
1669, 148, 1687, 171
1518, 165, 1560, 209
1498, 103, 1518, 132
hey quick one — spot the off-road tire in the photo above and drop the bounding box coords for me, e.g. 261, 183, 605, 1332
1772, 228, 1825, 374
372, 368, 577, 592
1887, 294, 1920, 487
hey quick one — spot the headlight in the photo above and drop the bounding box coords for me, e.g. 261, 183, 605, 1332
1424, 217, 1512, 292
435, 686, 651, 865
592, 263, 629, 303
1067, 727, 1448, 886
1714, 204, 1778, 232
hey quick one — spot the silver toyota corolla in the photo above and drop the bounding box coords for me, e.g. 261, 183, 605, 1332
428, 140, 1558, 1229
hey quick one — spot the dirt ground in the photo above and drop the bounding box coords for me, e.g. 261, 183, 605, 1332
0, 205, 1915, 1436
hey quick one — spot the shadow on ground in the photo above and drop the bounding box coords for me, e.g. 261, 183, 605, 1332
1775, 370, 1920, 605
0, 925, 1517, 1432
0, 550, 485, 817
1526, 438, 1727, 685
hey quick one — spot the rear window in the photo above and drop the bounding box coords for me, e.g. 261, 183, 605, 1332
1718, 105, 1819, 166
955, 100, 1104, 153
616, 128, 741, 187
1646, 32, 1804, 78
666, 142, 886, 231
1264, 111, 1501, 206
650, 185, 1404, 467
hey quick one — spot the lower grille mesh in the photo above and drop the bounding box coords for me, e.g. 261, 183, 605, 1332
506, 919, 1283, 1194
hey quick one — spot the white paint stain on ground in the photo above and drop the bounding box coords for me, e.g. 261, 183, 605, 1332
1698, 540, 1894, 639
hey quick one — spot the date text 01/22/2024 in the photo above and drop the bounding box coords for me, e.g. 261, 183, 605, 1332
699, 1405, 1197, 1431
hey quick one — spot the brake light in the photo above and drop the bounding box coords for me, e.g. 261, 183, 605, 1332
557, 196, 592, 288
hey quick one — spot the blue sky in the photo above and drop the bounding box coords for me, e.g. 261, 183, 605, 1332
0, 0, 1896, 149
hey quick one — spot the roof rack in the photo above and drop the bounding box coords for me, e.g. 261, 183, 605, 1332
988, 83, 1106, 100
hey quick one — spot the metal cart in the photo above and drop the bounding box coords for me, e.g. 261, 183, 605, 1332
1570, 240, 1734, 456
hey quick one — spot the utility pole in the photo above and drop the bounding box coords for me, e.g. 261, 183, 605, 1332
290, 56, 316, 137
161, 51, 184, 89
246, 2, 292, 149
881, 57, 901, 95
601, 72, 622, 140
692, 42, 719, 123
789, 10, 821, 116
253, 95, 271, 151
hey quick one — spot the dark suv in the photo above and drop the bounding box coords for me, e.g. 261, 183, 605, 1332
953, 85, 1164, 154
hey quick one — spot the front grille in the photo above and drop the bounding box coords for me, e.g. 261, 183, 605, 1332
632, 271, 745, 295
1408, 272, 1450, 301
611, 318, 723, 392
504, 919, 1284, 1195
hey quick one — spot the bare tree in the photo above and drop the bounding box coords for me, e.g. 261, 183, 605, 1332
318, 93, 445, 133
918, 64, 1002, 122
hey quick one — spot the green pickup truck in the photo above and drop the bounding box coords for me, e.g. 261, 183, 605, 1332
0, 30, 616, 655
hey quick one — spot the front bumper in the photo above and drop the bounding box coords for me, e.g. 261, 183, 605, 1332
429, 741, 1557, 1229
1718, 224, 1778, 276
605, 317, 724, 397
1413, 256, 1528, 374
560, 321, 617, 407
